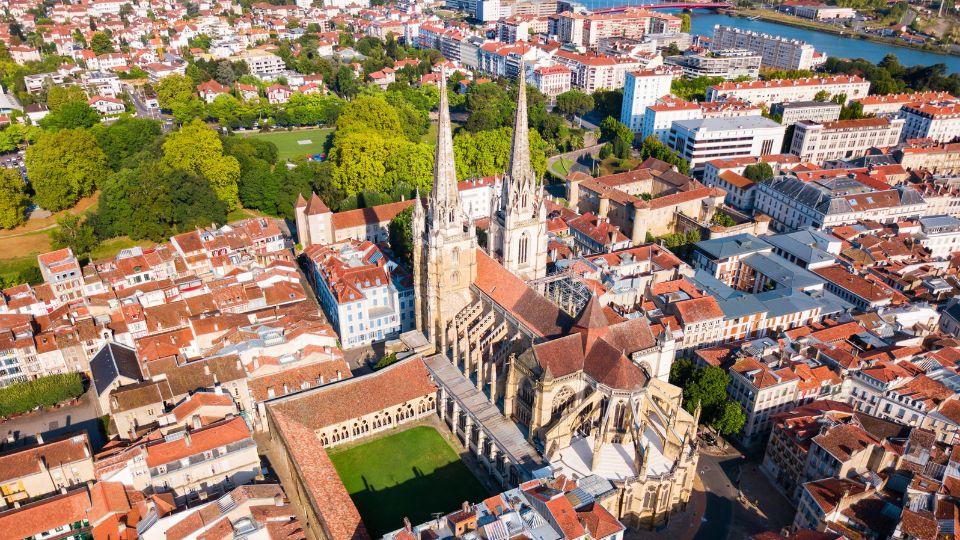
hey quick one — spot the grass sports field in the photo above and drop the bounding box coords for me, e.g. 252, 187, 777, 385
327, 425, 489, 537
241, 127, 334, 162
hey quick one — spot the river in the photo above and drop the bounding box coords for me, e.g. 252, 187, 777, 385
577, 3, 960, 73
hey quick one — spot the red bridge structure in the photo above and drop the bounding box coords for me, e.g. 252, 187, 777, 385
591, 1, 734, 12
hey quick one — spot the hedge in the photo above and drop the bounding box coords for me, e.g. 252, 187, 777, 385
373, 352, 399, 371
0, 373, 85, 418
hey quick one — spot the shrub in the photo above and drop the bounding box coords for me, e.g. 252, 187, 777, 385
0, 373, 85, 418
373, 352, 399, 370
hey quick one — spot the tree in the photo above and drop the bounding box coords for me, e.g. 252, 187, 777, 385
671, 76, 725, 102
162, 120, 241, 209
743, 162, 774, 182
663, 42, 681, 57
208, 93, 240, 126
155, 74, 204, 123
335, 66, 358, 99
0, 169, 28, 229
215, 62, 237, 86
839, 101, 869, 120
712, 211, 736, 227
638, 136, 689, 175
50, 213, 97, 258
465, 82, 515, 132
26, 129, 108, 212
90, 32, 114, 55
555, 90, 594, 120
680, 13, 692, 32
40, 101, 100, 130
46, 86, 87, 111
672, 361, 745, 435
90, 117, 163, 170
592, 88, 623, 120
453, 127, 548, 181
389, 206, 413, 263
334, 95, 403, 140
600, 116, 633, 146
713, 401, 746, 436
813, 89, 831, 102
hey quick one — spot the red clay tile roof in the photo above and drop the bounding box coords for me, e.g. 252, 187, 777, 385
674, 296, 723, 324
803, 478, 866, 512
0, 433, 91, 483
145, 416, 251, 468
269, 410, 369, 540
576, 502, 625, 539
248, 360, 352, 402
813, 423, 880, 462
899, 509, 938, 540
473, 249, 572, 339
331, 199, 415, 230
543, 496, 585, 538
0, 487, 91, 539
266, 358, 436, 431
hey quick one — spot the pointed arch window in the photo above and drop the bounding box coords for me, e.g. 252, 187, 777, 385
519, 233, 529, 265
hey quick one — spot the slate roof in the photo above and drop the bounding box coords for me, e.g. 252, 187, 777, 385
90, 342, 143, 396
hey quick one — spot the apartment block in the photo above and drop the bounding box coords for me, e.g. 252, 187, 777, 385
552, 50, 642, 93
38, 248, 83, 305
0, 433, 94, 507
142, 417, 260, 504
770, 100, 841, 125
640, 97, 702, 143
664, 49, 761, 80
728, 356, 800, 447
620, 69, 674, 132
236, 50, 285, 78
668, 116, 786, 170
528, 63, 571, 97
789, 118, 905, 162
706, 75, 870, 105
899, 101, 960, 143
754, 174, 925, 231
710, 25, 823, 70
303, 239, 415, 349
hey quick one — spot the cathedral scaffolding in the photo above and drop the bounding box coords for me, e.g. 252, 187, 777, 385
528, 272, 593, 317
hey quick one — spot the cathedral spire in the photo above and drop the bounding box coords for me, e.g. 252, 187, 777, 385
431, 74, 459, 224
506, 60, 536, 190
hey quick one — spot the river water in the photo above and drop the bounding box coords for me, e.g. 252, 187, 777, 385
577, 3, 960, 73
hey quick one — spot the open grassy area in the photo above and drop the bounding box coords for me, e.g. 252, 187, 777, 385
241, 127, 334, 162
549, 157, 574, 179
328, 425, 490, 537
88, 237, 156, 262
0, 254, 41, 284
598, 156, 641, 176
425, 119, 464, 145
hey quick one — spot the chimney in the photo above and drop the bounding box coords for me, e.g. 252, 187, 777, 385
461, 501, 470, 513
274, 494, 283, 507
192, 415, 202, 430
184, 431, 192, 447
36, 432, 43, 445
336, 370, 342, 381
403, 517, 412, 532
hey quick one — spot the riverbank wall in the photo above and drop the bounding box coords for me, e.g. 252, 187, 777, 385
730, 7, 960, 59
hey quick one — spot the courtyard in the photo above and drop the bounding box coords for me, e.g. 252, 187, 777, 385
241, 127, 334, 162
327, 425, 490, 537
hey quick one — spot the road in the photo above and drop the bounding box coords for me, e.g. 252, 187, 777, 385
0, 386, 104, 451
694, 451, 795, 539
